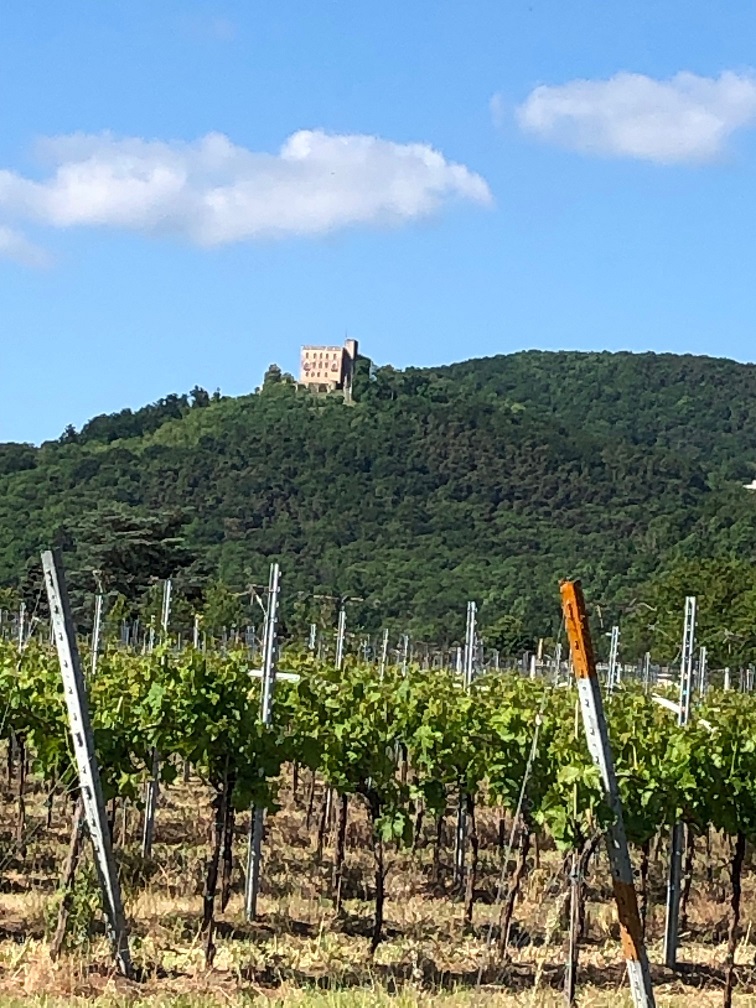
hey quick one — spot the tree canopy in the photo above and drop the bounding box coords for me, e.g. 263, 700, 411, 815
2, 349, 756, 645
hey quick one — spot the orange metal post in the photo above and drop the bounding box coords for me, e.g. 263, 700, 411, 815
560, 579, 655, 1008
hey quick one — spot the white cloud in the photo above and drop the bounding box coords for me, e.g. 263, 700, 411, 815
0, 226, 50, 267
0, 130, 492, 250
516, 71, 756, 163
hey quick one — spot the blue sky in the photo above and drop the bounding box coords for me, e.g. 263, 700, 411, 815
4, 1, 756, 443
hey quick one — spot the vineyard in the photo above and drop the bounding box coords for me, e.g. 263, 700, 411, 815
3, 571, 756, 1008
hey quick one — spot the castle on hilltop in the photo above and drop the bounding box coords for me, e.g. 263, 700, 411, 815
299, 338, 359, 399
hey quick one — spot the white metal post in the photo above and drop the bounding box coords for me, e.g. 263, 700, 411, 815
17, 601, 26, 649
561, 580, 655, 1008
379, 628, 389, 680
160, 578, 172, 638
335, 606, 346, 670
697, 646, 707, 696
42, 550, 134, 979
245, 563, 280, 921
607, 625, 620, 693
141, 750, 160, 858
142, 585, 171, 859
91, 592, 103, 678
455, 602, 477, 887
463, 601, 476, 688
642, 652, 651, 691
664, 595, 696, 969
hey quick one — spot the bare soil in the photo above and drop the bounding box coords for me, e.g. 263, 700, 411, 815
1, 769, 754, 1006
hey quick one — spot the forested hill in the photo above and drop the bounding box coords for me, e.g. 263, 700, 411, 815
1, 349, 756, 642
428, 350, 756, 477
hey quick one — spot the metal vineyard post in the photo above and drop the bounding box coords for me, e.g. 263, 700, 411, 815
607, 625, 620, 693
41, 549, 134, 979
335, 606, 346, 670
664, 595, 696, 969
142, 577, 172, 860
463, 601, 477, 688
90, 591, 103, 678
379, 628, 389, 680
560, 579, 656, 1008
245, 562, 280, 921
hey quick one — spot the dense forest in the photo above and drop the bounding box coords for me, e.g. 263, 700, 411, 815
2, 349, 756, 647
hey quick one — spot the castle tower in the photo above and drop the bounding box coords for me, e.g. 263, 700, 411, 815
299, 338, 359, 397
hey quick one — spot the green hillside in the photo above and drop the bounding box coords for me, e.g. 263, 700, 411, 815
431, 350, 756, 477
1, 350, 755, 641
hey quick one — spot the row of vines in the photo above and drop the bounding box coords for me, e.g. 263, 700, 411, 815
1, 638, 756, 978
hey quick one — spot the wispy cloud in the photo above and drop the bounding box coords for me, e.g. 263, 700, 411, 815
0, 226, 50, 267
179, 13, 237, 42
0, 130, 492, 255
516, 71, 756, 163
489, 93, 506, 129
208, 16, 236, 41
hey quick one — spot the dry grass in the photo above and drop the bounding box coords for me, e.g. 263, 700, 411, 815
0, 986, 755, 1007
1, 770, 756, 1005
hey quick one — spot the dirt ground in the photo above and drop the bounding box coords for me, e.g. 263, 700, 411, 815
1, 769, 754, 1006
